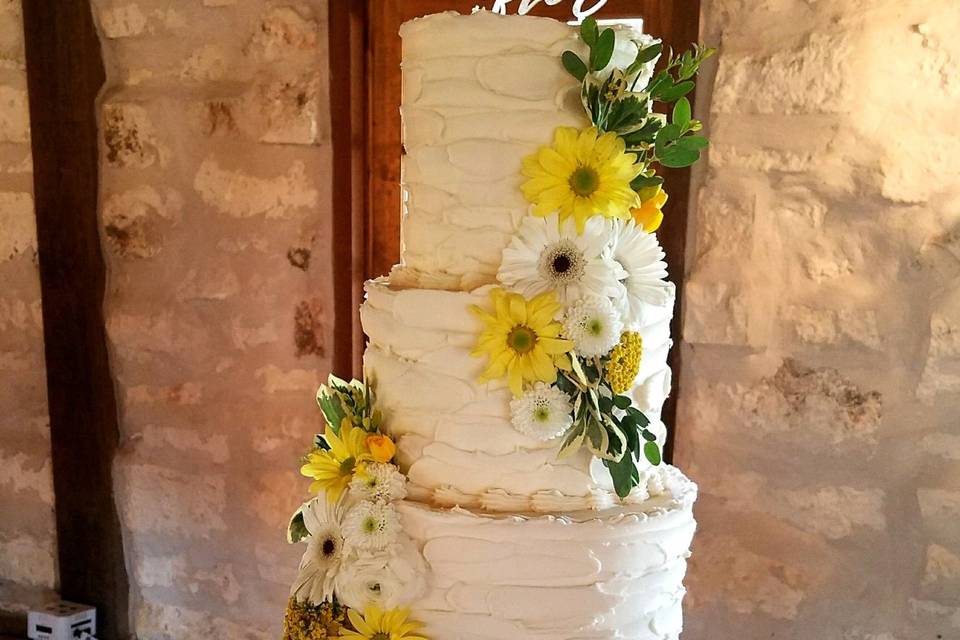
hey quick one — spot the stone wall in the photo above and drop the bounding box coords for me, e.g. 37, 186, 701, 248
0, 0, 58, 610
92, 0, 333, 637
676, 0, 960, 637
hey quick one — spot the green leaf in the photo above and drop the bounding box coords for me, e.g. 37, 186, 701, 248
613, 395, 632, 410
654, 123, 682, 156
590, 28, 616, 71
672, 97, 691, 128
626, 406, 650, 427
658, 80, 695, 102
636, 42, 663, 65
641, 429, 658, 442
604, 454, 640, 499
558, 422, 586, 459
562, 51, 588, 82
658, 145, 701, 168
580, 17, 599, 46
676, 135, 709, 151
286, 506, 309, 543
644, 441, 662, 466
312, 433, 330, 451
598, 395, 613, 413
631, 174, 664, 190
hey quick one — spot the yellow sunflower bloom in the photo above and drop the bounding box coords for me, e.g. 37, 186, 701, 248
521, 126, 642, 232
340, 606, 427, 640
631, 185, 668, 233
470, 288, 573, 397
301, 419, 372, 502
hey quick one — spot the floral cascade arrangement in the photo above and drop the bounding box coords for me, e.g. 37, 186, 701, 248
472, 18, 714, 499
282, 376, 428, 640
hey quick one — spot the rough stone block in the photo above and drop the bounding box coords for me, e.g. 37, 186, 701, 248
739, 358, 882, 445
293, 297, 325, 357
0, 191, 35, 261
193, 156, 318, 219
244, 6, 319, 63
102, 102, 169, 168
101, 186, 182, 259
784, 305, 882, 350
0, 85, 28, 142
712, 33, 854, 115
117, 463, 226, 537
254, 365, 318, 394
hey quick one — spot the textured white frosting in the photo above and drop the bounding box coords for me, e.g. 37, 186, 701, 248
396, 11, 646, 290
361, 278, 675, 512
398, 464, 697, 640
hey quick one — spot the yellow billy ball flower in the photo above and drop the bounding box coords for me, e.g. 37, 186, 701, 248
631, 185, 668, 233
282, 597, 345, 640
366, 434, 396, 463
470, 288, 573, 397
340, 607, 427, 640
606, 332, 643, 394
521, 126, 642, 232
301, 420, 372, 502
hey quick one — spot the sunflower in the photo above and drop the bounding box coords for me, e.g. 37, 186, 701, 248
521, 127, 642, 232
471, 288, 573, 397
301, 420, 372, 502
340, 607, 427, 640
631, 185, 668, 232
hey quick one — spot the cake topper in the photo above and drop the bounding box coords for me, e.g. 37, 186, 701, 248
484, 0, 608, 22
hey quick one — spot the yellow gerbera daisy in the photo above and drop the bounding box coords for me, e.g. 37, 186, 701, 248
631, 185, 668, 232
301, 419, 372, 502
521, 126, 641, 232
340, 606, 427, 640
470, 288, 573, 397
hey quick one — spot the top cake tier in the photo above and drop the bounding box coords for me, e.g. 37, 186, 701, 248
394, 11, 647, 290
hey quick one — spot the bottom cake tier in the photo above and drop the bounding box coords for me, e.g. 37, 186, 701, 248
396, 465, 697, 640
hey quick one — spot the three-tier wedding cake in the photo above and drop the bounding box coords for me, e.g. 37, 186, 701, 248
283, 10, 712, 640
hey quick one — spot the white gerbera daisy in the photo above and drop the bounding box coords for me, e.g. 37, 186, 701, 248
563, 295, 623, 357
509, 382, 574, 441
343, 500, 400, 552
609, 219, 671, 328
290, 497, 345, 604
498, 214, 624, 305
349, 462, 407, 504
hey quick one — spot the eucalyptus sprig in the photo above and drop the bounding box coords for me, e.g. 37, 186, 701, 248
554, 353, 662, 499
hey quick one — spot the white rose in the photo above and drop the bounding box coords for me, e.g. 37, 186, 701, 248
589, 30, 661, 92
334, 539, 426, 610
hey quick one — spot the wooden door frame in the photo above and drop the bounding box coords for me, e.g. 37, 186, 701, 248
328, 1, 701, 461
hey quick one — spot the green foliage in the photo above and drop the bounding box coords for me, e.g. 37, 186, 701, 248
562, 24, 715, 176
562, 50, 587, 82
315, 374, 381, 435
286, 504, 309, 543
558, 355, 659, 499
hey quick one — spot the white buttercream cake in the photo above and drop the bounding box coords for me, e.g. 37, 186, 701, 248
355, 10, 699, 640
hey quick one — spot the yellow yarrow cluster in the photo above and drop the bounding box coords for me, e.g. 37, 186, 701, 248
606, 332, 643, 394
282, 598, 346, 640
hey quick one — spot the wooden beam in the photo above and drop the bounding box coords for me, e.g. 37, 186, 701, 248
20, 3, 130, 639
329, 0, 370, 376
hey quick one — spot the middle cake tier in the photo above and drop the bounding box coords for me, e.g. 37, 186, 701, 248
361, 278, 675, 513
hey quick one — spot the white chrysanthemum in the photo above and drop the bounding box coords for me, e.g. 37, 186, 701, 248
498, 214, 624, 305
563, 295, 623, 357
290, 497, 345, 604
509, 382, 574, 441
334, 540, 427, 610
349, 462, 407, 504
343, 500, 400, 552
609, 219, 671, 328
